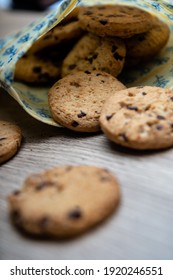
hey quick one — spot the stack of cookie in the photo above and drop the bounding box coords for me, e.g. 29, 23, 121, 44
14, 4, 170, 83
14, 4, 172, 150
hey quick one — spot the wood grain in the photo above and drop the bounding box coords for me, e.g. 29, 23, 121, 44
0, 10, 173, 260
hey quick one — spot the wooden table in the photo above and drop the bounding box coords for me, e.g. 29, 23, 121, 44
0, 9, 173, 260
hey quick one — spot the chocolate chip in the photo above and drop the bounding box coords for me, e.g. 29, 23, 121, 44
39, 217, 49, 229
83, 10, 93, 15
33, 66, 42, 73
100, 176, 111, 182
99, 20, 108, 25
98, 6, 106, 10
112, 45, 118, 53
113, 52, 124, 61
93, 53, 98, 60
142, 92, 147, 95
78, 111, 87, 118
170, 123, 173, 129
35, 181, 55, 191
87, 56, 93, 64
0, 137, 6, 141
101, 80, 105, 83
106, 114, 114, 121
71, 121, 79, 127
156, 125, 163, 130
137, 35, 145, 42
127, 105, 138, 111
70, 82, 81, 87
157, 115, 165, 120
101, 67, 107, 72
13, 190, 21, 196
68, 207, 82, 220
96, 73, 101, 76
119, 133, 128, 142
170, 97, 173, 101
68, 64, 76, 70
85, 70, 91, 74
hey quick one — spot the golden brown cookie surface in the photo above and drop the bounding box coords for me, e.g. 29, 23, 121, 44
78, 5, 154, 38
49, 71, 126, 132
62, 33, 126, 77
8, 165, 120, 238
0, 121, 22, 164
29, 21, 83, 54
125, 17, 170, 58
100, 86, 173, 150
14, 53, 61, 84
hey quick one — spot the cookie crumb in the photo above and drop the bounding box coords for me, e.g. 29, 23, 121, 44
71, 121, 79, 127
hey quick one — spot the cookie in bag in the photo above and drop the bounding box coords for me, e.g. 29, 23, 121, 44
62, 33, 126, 77
125, 16, 170, 60
14, 53, 61, 84
29, 20, 83, 54
78, 4, 154, 38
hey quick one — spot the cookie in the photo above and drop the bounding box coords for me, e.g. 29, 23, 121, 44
0, 121, 22, 164
29, 21, 83, 54
14, 53, 61, 84
62, 33, 126, 77
48, 71, 126, 132
100, 86, 173, 150
125, 17, 170, 58
8, 165, 120, 238
78, 5, 154, 38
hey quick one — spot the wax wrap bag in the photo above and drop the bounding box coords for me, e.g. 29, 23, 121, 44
0, 0, 173, 126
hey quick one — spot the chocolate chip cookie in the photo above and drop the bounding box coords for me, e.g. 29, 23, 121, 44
0, 120, 22, 164
100, 86, 173, 150
29, 21, 83, 54
78, 5, 154, 38
48, 71, 126, 132
62, 33, 126, 77
8, 165, 120, 238
14, 53, 61, 84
